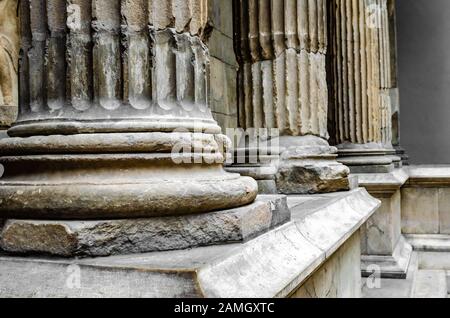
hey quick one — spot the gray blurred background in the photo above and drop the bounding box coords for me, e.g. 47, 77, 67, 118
397, 0, 450, 164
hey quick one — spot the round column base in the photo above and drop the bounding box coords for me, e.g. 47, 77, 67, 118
275, 136, 351, 194
0, 133, 258, 219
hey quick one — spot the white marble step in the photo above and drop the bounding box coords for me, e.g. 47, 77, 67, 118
411, 270, 447, 298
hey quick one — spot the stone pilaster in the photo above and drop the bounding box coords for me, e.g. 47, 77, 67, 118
229, 0, 351, 194
0, 0, 19, 136
328, 0, 411, 278
0, 0, 261, 255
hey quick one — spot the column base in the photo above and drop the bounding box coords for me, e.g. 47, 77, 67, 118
406, 234, 450, 252
395, 145, 409, 166
0, 132, 258, 219
225, 136, 280, 194
337, 143, 401, 174
357, 168, 410, 279
0, 195, 290, 257
276, 136, 351, 194
226, 165, 278, 194
362, 236, 413, 279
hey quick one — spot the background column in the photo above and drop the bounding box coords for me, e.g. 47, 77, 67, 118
328, 0, 411, 278
0, 0, 257, 221
230, 0, 351, 194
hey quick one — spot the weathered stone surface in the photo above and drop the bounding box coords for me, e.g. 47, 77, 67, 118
0, 130, 7, 139
358, 169, 408, 257
0, 218, 4, 251
277, 161, 350, 195
227, 164, 278, 195
230, 0, 350, 194
208, 0, 233, 38
276, 136, 350, 194
0, 0, 258, 221
328, 0, 406, 188
439, 189, 450, 234
337, 145, 399, 173
291, 232, 362, 298
0, 148, 258, 219
362, 252, 419, 298
13, 1, 215, 136
0, 0, 19, 128
0, 188, 379, 298
357, 168, 409, 195
209, 57, 237, 117
402, 187, 440, 235
208, 31, 236, 68
361, 190, 401, 256
417, 251, 450, 271
402, 165, 450, 235
0, 195, 290, 257
411, 270, 448, 298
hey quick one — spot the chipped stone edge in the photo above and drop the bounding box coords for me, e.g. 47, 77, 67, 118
0, 195, 290, 257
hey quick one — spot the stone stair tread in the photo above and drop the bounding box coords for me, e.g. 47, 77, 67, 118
363, 252, 419, 298
412, 270, 447, 298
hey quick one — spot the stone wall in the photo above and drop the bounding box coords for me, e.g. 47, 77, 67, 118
208, 0, 239, 131
402, 167, 450, 235
397, 0, 450, 164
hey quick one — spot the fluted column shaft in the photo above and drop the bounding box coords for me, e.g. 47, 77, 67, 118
328, 1, 412, 278
0, 0, 257, 220
12, 0, 214, 137
328, 0, 401, 172
237, 0, 329, 138
329, 0, 394, 148
231, 0, 350, 194
0, 0, 19, 130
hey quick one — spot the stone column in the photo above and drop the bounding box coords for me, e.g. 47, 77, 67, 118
385, 0, 408, 165
0, 0, 262, 255
0, 0, 19, 136
329, 0, 401, 172
329, 0, 411, 278
229, 0, 351, 194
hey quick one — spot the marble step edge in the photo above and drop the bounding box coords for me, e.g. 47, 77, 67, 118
0, 195, 291, 258
0, 188, 380, 298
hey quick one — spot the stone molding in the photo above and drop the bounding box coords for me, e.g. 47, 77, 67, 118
230, 0, 350, 194
329, 0, 395, 147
